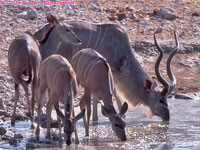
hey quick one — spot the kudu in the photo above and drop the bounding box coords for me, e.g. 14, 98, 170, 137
34, 13, 81, 61
34, 14, 179, 121
35, 54, 85, 145
8, 31, 41, 126
71, 49, 128, 141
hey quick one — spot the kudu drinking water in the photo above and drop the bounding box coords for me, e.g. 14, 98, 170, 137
8, 31, 41, 126
35, 54, 85, 145
34, 14, 179, 121
71, 49, 128, 141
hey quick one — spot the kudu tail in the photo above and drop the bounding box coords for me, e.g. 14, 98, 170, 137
63, 68, 78, 115
22, 55, 32, 84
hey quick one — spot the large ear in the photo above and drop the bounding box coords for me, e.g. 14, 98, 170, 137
34, 24, 54, 43
73, 109, 85, 122
151, 76, 158, 88
46, 13, 59, 24
119, 102, 128, 117
143, 78, 154, 93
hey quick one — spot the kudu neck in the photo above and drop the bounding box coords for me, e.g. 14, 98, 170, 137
40, 28, 61, 61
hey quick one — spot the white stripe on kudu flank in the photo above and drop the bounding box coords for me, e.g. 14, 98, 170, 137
94, 25, 101, 50
87, 24, 92, 48
69, 20, 75, 54
97, 26, 108, 51
78, 21, 82, 51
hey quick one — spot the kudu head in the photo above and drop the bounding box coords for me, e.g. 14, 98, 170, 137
101, 102, 128, 141
144, 31, 179, 121
34, 13, 81, 45
57, 109, 85, 145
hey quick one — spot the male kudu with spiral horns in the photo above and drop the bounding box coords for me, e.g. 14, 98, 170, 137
34, 14, 180, 121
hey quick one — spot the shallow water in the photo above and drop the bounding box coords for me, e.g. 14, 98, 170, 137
1, 98, 200, 150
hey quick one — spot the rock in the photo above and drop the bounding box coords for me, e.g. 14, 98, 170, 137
175, 0, 183, 4
0, 99, 5, 110
108, 14, 117, 21
153, 8, 178, 20
14, 133, 23, 139
0, 126, 6, 136
2, 131, 14, 140
179, 31, 185, 38
41, 120, 59, 128
126, 6, 134, 12
129, 12, 137, 20
17, 8, 37, 20
90, 3, 101, 12
59, 16, 65, 21
0, 110, 9, 117
192, 12, 200, 17
15, 115, 29, 121
9, 138, 17, 145
155, 27, 163, 33
26, 142, 37, 149
175, 94, 193, 100
116, 12, 127, 21
91, 0, 100, 6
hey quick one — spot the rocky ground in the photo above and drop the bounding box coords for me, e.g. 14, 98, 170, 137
0, 0, 200, 145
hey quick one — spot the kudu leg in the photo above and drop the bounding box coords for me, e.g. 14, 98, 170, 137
36, 98, 42, 141
31, 76, 37, 129
36, 85, 46, 141
72, 107, 79, 144
54, 102, 62, 144
46, 96, 53, 139
86, 93, 91, 137
21, 81, 31, 117
92, 96, 98, 121
80, 91, 91, 137
11, 82, 20, 126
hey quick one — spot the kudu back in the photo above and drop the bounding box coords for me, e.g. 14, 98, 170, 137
35, 14, 179, 121
35, 54, 85, 145
8, 31, 41, 126
71, 48, 128, 141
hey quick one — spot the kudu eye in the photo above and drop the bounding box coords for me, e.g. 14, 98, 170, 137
160, 100, 168, 107
65, 29, 71, 32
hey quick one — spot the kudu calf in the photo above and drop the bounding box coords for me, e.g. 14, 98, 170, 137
8, 31, 41, 126
71, 49, 128, 141
35, 54, 85, 145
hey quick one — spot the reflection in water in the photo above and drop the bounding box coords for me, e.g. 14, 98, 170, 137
0, 98, 200, 149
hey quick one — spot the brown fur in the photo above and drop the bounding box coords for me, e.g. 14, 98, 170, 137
8, 32, 41, 126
